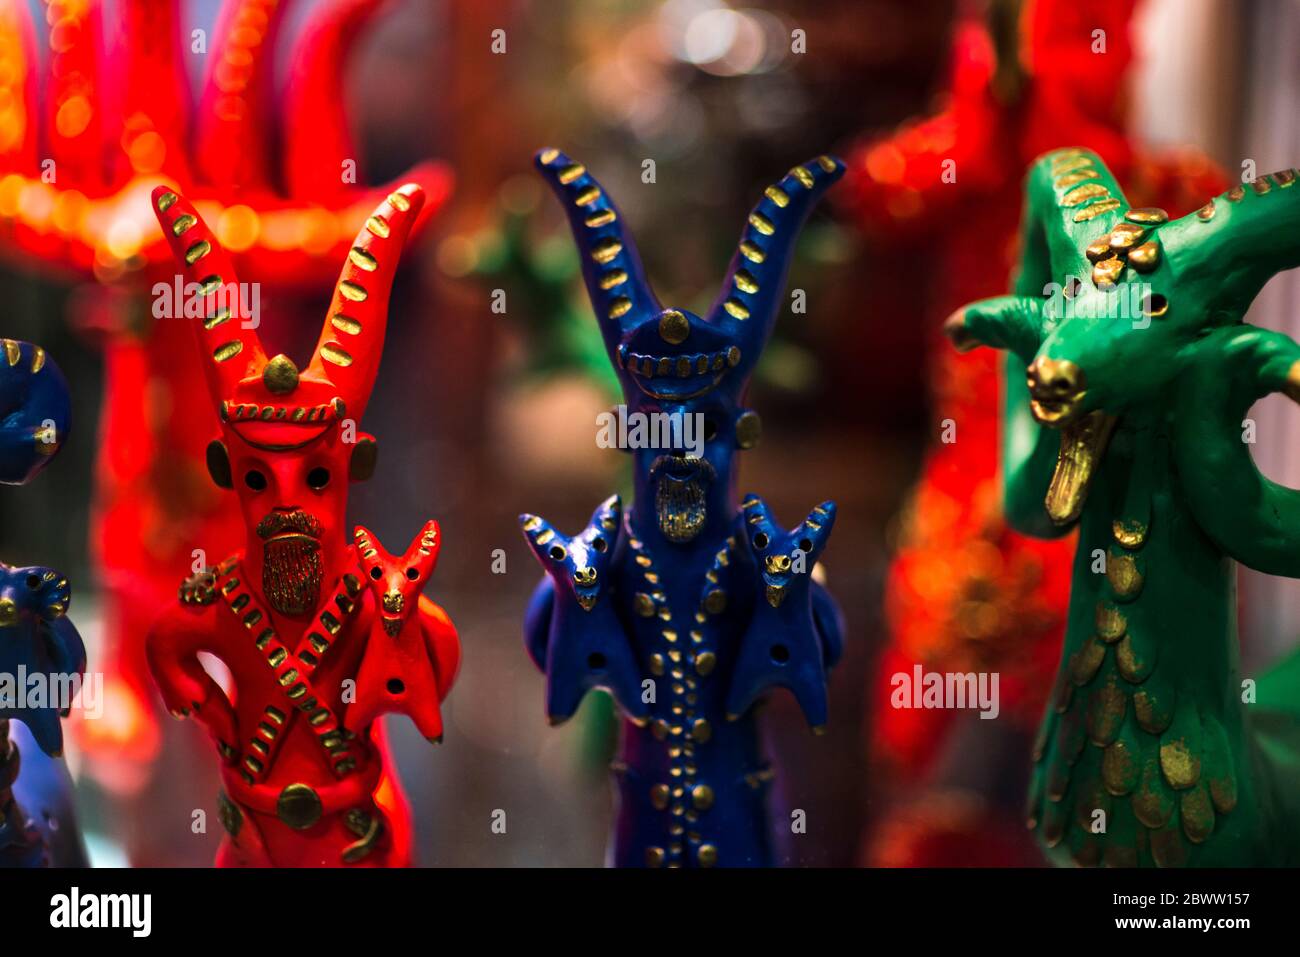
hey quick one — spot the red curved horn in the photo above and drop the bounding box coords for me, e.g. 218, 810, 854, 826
194, 0, 289, 191
150, 184, 267, 402
304, 182, 425, 421
282, 0, 384, 201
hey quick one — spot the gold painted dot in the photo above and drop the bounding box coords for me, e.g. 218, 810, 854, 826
1107, 553, 1144, 598
591, 238, 622, 264
185, 239, 211, 264
1112, 518, 1147, 549
723, 298, 749, 320
1073, 198, 1121, 222
348, 247, 378, 272
599, 269, 627, 289
659, 309, 689, 344
558, 163, 586, 184
213, 341, 243, 363
338, 280, 367, 302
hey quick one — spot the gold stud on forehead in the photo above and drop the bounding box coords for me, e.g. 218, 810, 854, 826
263, 354, 300, 395
659, 309, 689, 345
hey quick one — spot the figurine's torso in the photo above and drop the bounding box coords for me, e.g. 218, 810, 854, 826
173, 552, 397, 867
609, 513, 771, 868
1029, 420, 1276, 866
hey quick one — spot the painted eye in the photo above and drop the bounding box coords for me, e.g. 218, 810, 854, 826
25, 574, 40, 590
370, 567, 383, 581
405, 568, 419, 581
306, 467, 330, 490
244, 469, 267, 491
592, 537, 608, 553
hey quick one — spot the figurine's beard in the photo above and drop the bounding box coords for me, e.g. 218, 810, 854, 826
256, 510, 324, 616
651, 455, 715, 544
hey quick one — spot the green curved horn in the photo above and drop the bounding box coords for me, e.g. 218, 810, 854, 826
1159, 169, 1300, 318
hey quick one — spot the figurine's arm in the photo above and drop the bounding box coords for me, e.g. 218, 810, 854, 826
943, 291, 1068, 539
418, 596, 461, 702
0, 342, 70, 485
145, 606, 238, 757
45, 615, 86, 685
726, 496, 839, 731
523, 576, 555, 673
518, 495, 649, 725
811, 579, 845, 670
1174, 325, 1300, 577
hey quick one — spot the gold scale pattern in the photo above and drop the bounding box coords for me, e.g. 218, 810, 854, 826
1026, 512, 1239, 866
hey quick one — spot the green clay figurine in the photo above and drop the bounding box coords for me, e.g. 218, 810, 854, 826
945, 149, 1300, 866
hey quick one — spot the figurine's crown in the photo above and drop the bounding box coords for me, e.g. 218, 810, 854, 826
150, 183, 425, 448
535, 149, 844, 405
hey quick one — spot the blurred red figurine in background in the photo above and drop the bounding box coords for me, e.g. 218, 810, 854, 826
0, 0, 449, 788
839, 0, 1227, 865
146, 182, 460, 867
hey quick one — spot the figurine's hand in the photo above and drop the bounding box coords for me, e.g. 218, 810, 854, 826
519, 496, 649, 725
1186, 324, 1300, 401
152, 651, 238, 761
943, 295, 1044, 365
726, 495, 838, 730
193, 690, 239, 764
1173, 325, 1300, 577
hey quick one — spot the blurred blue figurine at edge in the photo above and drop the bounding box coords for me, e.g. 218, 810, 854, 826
520, 150, 846, 867
0, 340, 88, 868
